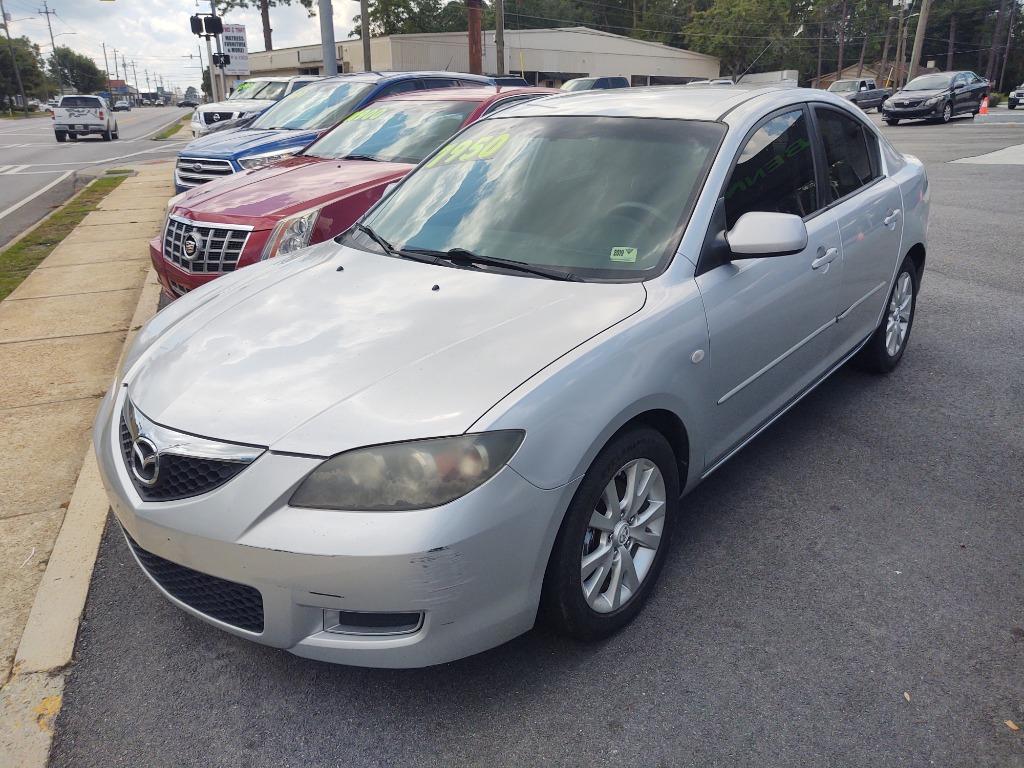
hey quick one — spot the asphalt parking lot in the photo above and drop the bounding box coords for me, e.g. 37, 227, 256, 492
50, 112, 1024, 768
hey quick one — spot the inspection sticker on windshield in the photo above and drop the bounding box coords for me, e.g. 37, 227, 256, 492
346, 107, 389, 122
426, 132, 510, 167
610, 247, 638, 263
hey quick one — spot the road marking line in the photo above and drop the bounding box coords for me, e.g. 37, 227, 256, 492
0, 170, 74, 222
0, 165, 9, 173
4, 164, 30, 174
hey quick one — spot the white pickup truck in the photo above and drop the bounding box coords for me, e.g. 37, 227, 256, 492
53, 95, 119, 142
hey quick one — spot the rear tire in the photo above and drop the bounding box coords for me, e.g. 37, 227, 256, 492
112, 123, 119, 139
854, 255, 919, 374
55, 131, 66, 143
541, 426, 679, 641
102, 128, 112, 141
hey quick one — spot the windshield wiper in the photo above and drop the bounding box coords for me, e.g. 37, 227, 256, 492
353, 224, 439, 265
340, 154, 384, 162
404, 247, 581, 281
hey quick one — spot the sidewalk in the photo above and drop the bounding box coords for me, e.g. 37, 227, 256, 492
0, 162, 168, 766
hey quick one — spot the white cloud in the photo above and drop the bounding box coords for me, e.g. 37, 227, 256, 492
4, 0, 362, 92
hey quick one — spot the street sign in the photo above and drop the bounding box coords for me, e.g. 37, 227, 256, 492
221, 23, 249, 76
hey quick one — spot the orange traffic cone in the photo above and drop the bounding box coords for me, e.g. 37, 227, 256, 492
980, 96, 989, 114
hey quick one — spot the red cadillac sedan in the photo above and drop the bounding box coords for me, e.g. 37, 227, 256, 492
151, 86, 560, 300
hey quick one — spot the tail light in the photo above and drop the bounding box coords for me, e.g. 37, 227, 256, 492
98, 110, 105, 119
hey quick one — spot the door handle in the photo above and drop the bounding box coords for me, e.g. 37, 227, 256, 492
811, 247, 838, 270
883, 208, 902, 228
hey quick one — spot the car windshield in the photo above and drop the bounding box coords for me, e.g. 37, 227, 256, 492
305, 100, 477, 163
828, 81, 858, 92
358, 116, 724, 281
904, 73, 955, 90
229, 80, 262, 100
562, 79, 596, 91
250, 81, 374, 131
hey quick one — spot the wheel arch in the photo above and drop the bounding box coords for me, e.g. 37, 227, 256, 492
906, 242, 926, 284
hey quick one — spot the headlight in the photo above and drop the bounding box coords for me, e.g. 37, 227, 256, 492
238, 149, 296, 170
190, 109, 200, 123
290, 431, 525, 511
260, 206, 322, 260
924, 96, 941, 106
165, 191, 186, 213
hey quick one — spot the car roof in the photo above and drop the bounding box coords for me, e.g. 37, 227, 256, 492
501, 85, 788, 121
315, 71, 494, 86
375, 85, 561, 104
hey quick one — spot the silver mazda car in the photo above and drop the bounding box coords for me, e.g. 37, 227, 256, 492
95, 86, 928, 667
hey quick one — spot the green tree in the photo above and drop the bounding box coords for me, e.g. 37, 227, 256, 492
49, 46, 105, 94
684, 0, 795, 77
0, 36, 49, 109
216, 0, 315, 51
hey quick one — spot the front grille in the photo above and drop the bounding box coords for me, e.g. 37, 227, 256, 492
162, 215, 249, 274
123, 527, 264, 633
203, 111, 236, 125
175, 156, 235, 187
896, 98, 923, 108
119, 416, 250, 501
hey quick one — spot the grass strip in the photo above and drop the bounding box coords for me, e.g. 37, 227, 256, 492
0, 175, 126, 301
152, 116, 188, 141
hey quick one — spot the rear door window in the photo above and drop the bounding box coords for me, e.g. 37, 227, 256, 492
815, 107, 878, 200
378, 80, 421, 98
422, 78, 459, 89
723, 108, 819, 228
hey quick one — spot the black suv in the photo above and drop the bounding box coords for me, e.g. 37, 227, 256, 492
882, 70, 989, 125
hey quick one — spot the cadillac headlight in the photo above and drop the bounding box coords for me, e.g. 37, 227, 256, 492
260, 206, 322, 260
165, 191, 186, 213
290, 432, 525, 511
238, 149, 296, 170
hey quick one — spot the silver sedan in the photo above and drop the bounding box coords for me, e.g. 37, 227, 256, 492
94, 86, 928, 667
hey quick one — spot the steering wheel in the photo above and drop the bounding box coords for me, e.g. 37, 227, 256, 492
606, 201, 674, 229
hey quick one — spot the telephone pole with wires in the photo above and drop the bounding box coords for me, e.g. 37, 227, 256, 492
39, 0, 64, 95
101, 41, 114, 105
1, 0, 30, 114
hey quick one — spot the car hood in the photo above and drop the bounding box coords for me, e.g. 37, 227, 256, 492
126, 243, 646, 456
175, 156, 412, 223
182, 127, 320, 158
892, 88, 949, 99
196, 98, 275, 113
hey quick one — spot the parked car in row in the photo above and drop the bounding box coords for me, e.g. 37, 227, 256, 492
155, 86, 559, 300
52, 95, 118, 142
190, 76, 322, 137
561, 76, 630, 91
882, 70, 988, 124
827, 78, 891, 111
113, 100, 131, 112
98, 85, 928, 668
1009, 83, 1023, 109
174, 71, 497, 193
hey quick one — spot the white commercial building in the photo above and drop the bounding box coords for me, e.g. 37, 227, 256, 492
246, 26, 719, 88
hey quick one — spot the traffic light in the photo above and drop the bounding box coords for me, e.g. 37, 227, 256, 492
189, 13, 223, 37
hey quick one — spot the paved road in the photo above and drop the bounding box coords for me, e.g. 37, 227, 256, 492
50, 114, 1024, 767
0, 107, 190, 247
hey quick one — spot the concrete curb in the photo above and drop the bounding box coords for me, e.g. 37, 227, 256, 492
0, 266, 162, 768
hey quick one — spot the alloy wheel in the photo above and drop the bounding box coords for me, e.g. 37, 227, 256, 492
885, 271, 913, 356
943, 103, 952, 122
580, 458, 666, 613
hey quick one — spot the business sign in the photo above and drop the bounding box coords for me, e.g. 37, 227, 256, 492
222, 23, 250, 76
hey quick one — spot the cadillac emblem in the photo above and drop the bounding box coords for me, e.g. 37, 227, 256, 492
182, 232, 201, 261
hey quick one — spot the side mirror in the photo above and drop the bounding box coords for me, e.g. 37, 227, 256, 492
726, 212, 808, 258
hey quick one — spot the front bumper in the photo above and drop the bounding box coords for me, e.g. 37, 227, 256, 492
93, 386, 575, 667
882, 101, 944, 120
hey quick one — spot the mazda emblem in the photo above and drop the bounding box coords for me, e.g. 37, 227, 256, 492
130, 436, 160, 487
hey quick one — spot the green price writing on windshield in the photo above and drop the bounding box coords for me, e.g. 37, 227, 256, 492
425, 133, 510, 167
347, 107, 389, 122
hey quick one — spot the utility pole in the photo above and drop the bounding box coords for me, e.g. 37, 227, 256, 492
360, 0, 371, 70
986, 0, 1010, 82
836, 0, 848, 74
210, 0, 226, 101
495, 0, 505, 75
879, 16, 894, 86
907, 0, 931, 82
318, 0, 337, 75
816, 15, 823, 87
39, 0, 63, 95
112, 47, 118, 82
466, 0, 482, 75
130, 58, 139, 104
101, 42, 114, 105
1, 0, 29, 114
998, 0, 1015, 91
893, 1, 908, 88
145, 68, 151, 98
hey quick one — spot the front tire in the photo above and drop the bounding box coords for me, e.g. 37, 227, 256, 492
855, 256, 919, 374
541, 426, 679, 641
939, 102, 952, 123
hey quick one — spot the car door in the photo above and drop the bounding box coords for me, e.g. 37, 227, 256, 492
950, 73, 969, 114
812, 105, 903, 352
695, 105, 845, 466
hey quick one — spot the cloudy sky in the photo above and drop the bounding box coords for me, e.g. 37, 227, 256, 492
4, 0, 362, 93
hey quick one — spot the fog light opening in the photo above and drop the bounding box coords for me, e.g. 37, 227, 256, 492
323, 609, 423, 637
